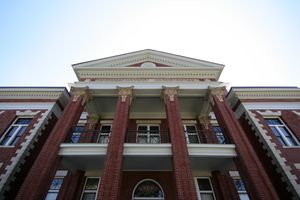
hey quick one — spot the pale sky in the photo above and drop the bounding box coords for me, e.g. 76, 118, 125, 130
0, 1, 299, 89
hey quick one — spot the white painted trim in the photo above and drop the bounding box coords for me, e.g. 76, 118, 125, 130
182, 120, 198, 124
136, 120, 161, 124
187, 144, 237, 157
0, 102, 55, 110
55, 170, 68, 177
242, 102, 300, 110
229, 171, 240, 177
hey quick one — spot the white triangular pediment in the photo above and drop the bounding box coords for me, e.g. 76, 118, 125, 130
72, 49, 224, 68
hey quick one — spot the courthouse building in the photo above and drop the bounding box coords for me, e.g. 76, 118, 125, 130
0, 50, 300, 200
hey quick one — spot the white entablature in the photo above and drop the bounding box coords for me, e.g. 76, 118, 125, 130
72, 49, 224, 81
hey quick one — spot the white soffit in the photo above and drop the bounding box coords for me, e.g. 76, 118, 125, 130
72, 49, 224, 80
227, 87, 300, 108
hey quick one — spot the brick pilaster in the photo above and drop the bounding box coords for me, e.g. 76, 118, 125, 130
209, 87, 279, 200
211, 171, 239, 200
97, 87, 132, 200
15, 87, 89, 200
163, 87, 198, 200
80, 114, 100, 143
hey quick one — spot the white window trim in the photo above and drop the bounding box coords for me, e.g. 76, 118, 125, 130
183, 124, 200, 144
137, 124, 160, 144
265, 117, 299, 147
0, 117, 32, 146
212, 124, 226, 144
97, 124, 112, 143
132, 178, 164, 200
80, 177, 100, 200
229, 171, 249, 200
194, 177, 215, 200
45, 170, 67, 200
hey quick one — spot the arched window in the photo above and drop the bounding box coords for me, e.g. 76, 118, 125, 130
132, 179, 164, 200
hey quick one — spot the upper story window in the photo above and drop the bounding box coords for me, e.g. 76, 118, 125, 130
133, 179, 164, 200
137, 125, 160, 144
183, 125, 200, 144
212, 125, 227, 144
194, 177, 215, 200
0, 118, 32, 146
265, 118, 299, 146
233, 178, 249, 200
81, 177, 100, 200
97, 124, 112, 143
70, 125, 85, 143
45, 177, 64, 200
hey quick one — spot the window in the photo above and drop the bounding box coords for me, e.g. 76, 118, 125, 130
0, 118, 32, 146
265, 118, 299, 146
183, 125, 200, 144
132, 179, 164, 200
70, 126, 84, 143
97, 125, 112, 143
233, 178, 249, 200
45, 177, 64, 200
137, 125, 160, 144
195, 177, 215, 200
81, 177, 100, 200
212, 125, 226, 144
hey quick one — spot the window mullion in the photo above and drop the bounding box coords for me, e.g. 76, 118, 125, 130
276, 125, 291, 146
6, 125, 21, 145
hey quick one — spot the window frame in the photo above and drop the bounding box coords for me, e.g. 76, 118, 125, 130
265, 117, 299, 147
97, 124, 112, 144
70, 125, 85, 143
132, 178, 164, 200
183, 124, 200, 144
0, 117, 32, 146
194, 177, 215, 200
136, 124, 160, 144
80, 177, 100, 200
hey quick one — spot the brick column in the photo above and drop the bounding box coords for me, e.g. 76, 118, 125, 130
209, 86, 279, 200
211, 171, 239, 200
97, 86, 133, 200
198, 115, 217, 143
16, 87, 90, 200
163, 87, 198, 200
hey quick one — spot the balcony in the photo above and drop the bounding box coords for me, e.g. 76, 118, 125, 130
59, 129, 237, 171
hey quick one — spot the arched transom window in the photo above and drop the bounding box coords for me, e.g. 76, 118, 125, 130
132, 179, 164, 200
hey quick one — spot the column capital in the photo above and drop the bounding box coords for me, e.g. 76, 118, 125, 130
117, 86, 133, 102
208, 86, 226, 104
163, 86, 179, 102
70, 86, 91, 105
87, 114, 100, 129
198, 114, 210, 129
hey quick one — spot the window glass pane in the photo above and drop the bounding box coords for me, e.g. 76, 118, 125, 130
150, 136, 160, 144
134, 180, 163, 197
16, 126, 27, 136
74, 126, 84, 132
45, 192, 58, 200
70, 132, 81, 143
82, 193, 96, 200
101, 125, 111, 133
200, 193, 214, 200
85, 178, 99, 190
213, 126, 222, 132
99, 136, 109, 144
150, 126, 159, 133
15, 118, 32, 125
137, 136, 147, 143
138, 126, 148, 133
270, 127, 281, 136
188, 135, 199, 143
6, 126, 18, 136
266, 119, 282, 125
234, 179, 246, 191
239, 194, 250, 200
186, 125, 197, 133
50, 178, 63, 190
197, 178, 212, 190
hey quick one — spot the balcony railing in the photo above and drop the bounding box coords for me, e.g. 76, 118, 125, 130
65, 129, 230, 144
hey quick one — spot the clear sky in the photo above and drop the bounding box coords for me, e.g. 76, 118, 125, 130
0, 0, 299, 89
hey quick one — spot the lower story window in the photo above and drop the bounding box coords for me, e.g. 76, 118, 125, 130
45, 177, 64, 200
132, 179, 164, 200
195, 177, 215, 200
233, 178, 249, 200
81, 177, 100, 200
